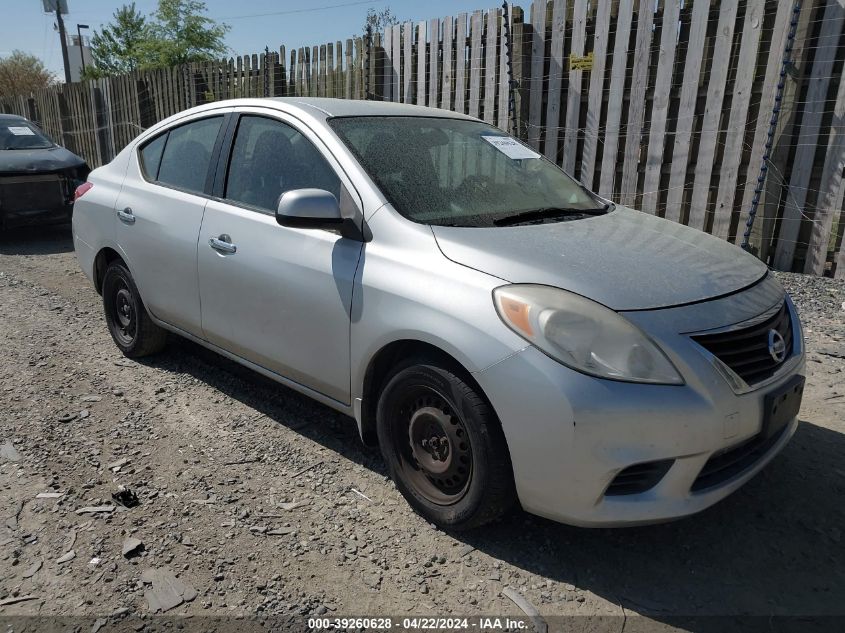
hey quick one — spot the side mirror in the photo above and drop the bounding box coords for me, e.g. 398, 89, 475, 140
275, 189, 343, 228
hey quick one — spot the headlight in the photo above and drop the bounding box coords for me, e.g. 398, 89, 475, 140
493, 284, 684, 384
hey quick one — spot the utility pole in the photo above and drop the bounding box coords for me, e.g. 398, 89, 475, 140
56, 5, 72, 84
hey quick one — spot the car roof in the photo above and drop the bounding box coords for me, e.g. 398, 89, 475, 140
178, 97, 478, 122
0, 113, 28, 123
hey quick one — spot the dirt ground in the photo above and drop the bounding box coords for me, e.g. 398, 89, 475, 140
1, 224, 843, 632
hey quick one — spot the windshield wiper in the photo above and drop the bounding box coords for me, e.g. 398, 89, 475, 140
493, 204, 609, 227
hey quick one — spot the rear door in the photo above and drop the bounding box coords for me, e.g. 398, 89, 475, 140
197, 110, 363, 404
115, 112, 229, 337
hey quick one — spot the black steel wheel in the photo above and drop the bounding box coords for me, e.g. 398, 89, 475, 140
110, 277, 136, 347
102, 261, 167, 357
397, 388, 473, 505
376, 359, 516, 530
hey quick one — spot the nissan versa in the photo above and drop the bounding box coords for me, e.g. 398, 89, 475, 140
72, 98, 805, 530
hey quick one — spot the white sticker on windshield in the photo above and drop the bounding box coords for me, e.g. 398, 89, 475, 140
7, 126, 36, 136
482, 135, 540, 160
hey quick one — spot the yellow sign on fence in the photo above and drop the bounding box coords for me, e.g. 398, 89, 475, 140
569, 52, 594, 71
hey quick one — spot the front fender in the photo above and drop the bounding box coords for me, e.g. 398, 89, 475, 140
349, 209, 526, 405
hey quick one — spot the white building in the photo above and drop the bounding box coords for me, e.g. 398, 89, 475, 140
67, 33, 93, 82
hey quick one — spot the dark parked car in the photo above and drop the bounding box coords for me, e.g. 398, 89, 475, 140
0, 114, 89, 231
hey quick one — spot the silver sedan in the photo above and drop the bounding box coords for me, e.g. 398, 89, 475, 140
72, 98, 805, 529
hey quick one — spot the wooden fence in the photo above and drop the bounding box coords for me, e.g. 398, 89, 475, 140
2, 0, 844, 278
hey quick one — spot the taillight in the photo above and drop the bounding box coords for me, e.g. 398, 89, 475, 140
74, 182, 93, 201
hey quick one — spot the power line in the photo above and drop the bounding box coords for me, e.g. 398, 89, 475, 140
219, 0, 385, 22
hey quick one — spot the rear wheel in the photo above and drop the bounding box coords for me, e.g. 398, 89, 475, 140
102, 261, 167, 357
376, 360, 516, 530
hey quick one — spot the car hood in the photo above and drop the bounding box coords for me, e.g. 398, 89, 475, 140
0, 145, 87, 174
430, 206, 769, 311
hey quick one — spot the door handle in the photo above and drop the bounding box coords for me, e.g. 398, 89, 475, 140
209, 234, 237, 254
117, 207, 135, 224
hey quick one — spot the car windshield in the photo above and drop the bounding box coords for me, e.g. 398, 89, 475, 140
329, 116, 605, 227
0, 121, 54, 150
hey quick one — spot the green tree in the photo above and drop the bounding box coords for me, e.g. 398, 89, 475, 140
138, 0, 229, 68
0, 51, 55, 97
363, 7, 399, 36
84, 2, 148, 78
85, 0, 228, 78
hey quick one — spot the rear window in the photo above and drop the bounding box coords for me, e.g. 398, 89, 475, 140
139, 133, 166, 180
0, 121, 53, 150
143, 116, 223, 194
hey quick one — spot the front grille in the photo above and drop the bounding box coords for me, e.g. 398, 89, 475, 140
691, 423, 789, 492
692, 301, 793, 387
605, 459, 674, 496
0, 174, 66, 212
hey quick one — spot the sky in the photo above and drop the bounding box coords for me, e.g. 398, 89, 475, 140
3, 0, 495, 78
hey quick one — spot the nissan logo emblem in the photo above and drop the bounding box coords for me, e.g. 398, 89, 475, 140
767, 329, 787, 363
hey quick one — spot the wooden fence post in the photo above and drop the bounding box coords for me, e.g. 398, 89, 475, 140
774, 1, 845, 270
562, 0, 588, 177
663, 0, 709, 224
429, 18, 441, 108
580, 0, 612, 189
641, 0, 681, 215
453, 15, 466, 112
442, 15, 454, 112
805, 72, 845, 274
383, 26, 393, 101
484, 8, 500, 125
392, 25, 402, 101
543, 0, 565, 160
526, 0, 546, 150
686, 1, 740, 232
598, 0, 634, 200
372, 32, 383, 100
510, 6, 526, 139
710, 0, 766, 240
618, 0, 656, 208
497, 4, 511, 132
403, 22, 414, 103
469, 11, 483, 118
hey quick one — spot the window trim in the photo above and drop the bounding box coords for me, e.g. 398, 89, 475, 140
136, 113, 230, 198
138, 130, 167, 181
215, 113, 274, 215
212, 110, 358, 219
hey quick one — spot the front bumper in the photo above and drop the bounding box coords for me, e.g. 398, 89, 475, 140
475, 277, 805, 527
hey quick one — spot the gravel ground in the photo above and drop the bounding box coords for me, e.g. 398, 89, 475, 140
0, 225, 843, 631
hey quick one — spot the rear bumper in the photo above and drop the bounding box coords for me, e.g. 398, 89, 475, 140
0, 203, 73, 228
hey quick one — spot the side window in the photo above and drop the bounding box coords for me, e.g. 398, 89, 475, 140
156, 116, 223, 194
225, 115, 341, 212
139, 132, 167, 180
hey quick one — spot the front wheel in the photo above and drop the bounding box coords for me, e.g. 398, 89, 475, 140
102, 261, 167, 357
376, 360, 516, 530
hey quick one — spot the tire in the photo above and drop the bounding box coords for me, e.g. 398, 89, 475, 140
102, 261, 167, 357
376, 359, 516, 530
